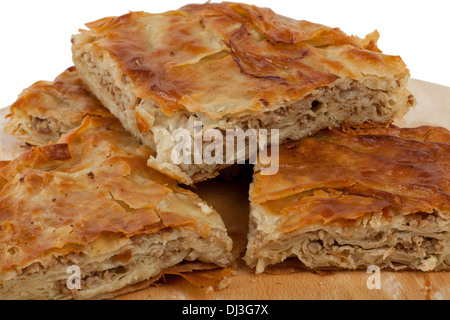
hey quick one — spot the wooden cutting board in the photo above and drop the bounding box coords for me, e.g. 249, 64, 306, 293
0, 79, 449, 300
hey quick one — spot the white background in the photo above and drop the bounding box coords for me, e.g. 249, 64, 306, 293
0, 0, 449, 107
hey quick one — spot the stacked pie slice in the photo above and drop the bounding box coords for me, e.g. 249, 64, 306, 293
1, 2, 449, 300
1, 69, 232, 299
5, 67, 110, 146
71, 2, 415, 185
245, 126, 450, 273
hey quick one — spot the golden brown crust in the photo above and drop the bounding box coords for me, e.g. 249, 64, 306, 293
77, 2, 409, 119
251, 125, 450, 232
11, 66, 110, 121
5, 67, 110, 145
0, 115, 227, 273
346, 124, 450, 144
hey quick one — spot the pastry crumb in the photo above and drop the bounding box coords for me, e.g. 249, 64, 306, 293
218, 276, 232, 290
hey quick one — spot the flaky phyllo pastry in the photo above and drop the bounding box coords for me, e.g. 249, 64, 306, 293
244, 125, 450, 273
0, 116, 232, 299
72, 2, 415, 185
5, 67, 110, 146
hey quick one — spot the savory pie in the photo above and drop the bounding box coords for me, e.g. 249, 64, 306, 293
72, 2, 415, 185
5, 66, 110, 146
244, 125, 450, 273
0, 115, 232, 299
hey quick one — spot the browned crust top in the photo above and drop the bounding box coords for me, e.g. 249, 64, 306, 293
251, 125, 450, 232
8, 66, 110, 126
0, 116, 204, 272
75, 2, 408, 119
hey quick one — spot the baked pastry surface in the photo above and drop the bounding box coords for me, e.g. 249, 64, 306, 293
72, 2, 415, 184
0, 115, 232, 299
5, 66, 110, 146
245, 125, 450, 273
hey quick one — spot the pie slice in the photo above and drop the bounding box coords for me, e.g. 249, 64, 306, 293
72, 2, 415, 185
5, 66, 110, 146
0, 115, 232, 299
244, 125, 450, 273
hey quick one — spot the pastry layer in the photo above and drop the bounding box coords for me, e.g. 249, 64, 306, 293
245, 125, 450, 273
0, 116, 232, 299
5, 66, 110, 146
72, 2, 415, 184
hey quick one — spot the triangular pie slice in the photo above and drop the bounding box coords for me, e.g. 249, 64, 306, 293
0, 115, 232, 299
245, 125, 450, 273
